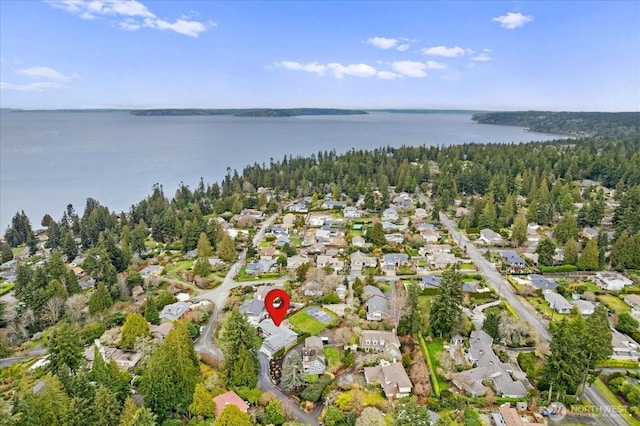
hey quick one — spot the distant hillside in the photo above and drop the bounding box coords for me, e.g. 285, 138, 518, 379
472, 111, 640, 138
130, 108, 368, 117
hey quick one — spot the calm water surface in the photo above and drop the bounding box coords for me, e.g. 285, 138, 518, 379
0, 111, 565, 229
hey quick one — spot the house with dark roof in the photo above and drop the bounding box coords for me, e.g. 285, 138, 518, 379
240, 298, 265, 326
543, 292, 572, 314
527, 274, 558, 291
302, 336, 326, 374
160, 301, 191, 321
420, 275, 442, 290
365, 361, 413, 399
502, 251, 527, 272
258, 319, 298, 357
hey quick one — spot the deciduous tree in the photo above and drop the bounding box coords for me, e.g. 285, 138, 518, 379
189, 383, 217, 419
119, 312, 150, 349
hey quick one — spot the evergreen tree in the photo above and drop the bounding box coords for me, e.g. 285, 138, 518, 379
478, 194, 497, 230
47, 323, 83, 375
1, 241, 13, 264
142, 321, 199, 419
119, 397, 138, 426
597, 231, 608, 269
130, 407, 157, 426
189, 383, 217, 419
581, 305, 613, 390
281, 350, 305, 392
93, 385, 121, 426
222, 310, 259, 389
216, 404, 252, 426
265, 399, 285, 426
483, 311, 501, 342
563, 238, 579, 266
144, 297, 160, 325
535, 238, 556, 267
429, 265, 463, 338
218, 233, 238, 263
119, 312, 151, 349
511, 215, 527, 247
542, 316, 588, 398
616, 312, 640, 335
89, 282, 113, 315
577, 238, 599, 271
13, 374, 71, 426
367, 222, 386, 246
554, 214, 579, 244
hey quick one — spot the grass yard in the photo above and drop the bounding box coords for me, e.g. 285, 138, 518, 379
425, 338, 448, 391
305, 374, 319, 383
594, 379, 640, 426
324, 347, 341, 369
597, 294, 631, 315
288, 307, 338, 335
459, 263, 475, 270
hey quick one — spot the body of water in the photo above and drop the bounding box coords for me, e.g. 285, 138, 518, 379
0, 111, 565, 230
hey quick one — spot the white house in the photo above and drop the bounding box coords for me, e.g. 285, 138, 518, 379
479, 229, 503, 245
594, 272, 633, 291
381, 208, 399, 222
302, 336, 326, 374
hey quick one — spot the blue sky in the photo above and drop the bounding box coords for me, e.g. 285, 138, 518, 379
1, 1, 638, 111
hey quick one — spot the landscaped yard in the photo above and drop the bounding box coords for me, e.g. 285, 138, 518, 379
324, 347, 341, 369
288, 306, 338, 335
597, 294, 631, 315
425, 338, 448, 391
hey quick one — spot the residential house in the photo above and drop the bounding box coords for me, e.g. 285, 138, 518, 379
80, 278, 96, 290
624, 294, 640, 312
594, 272, 633, 291
270, 225, 289, 236
259, 247, 277, 260
493, 405, 545, 426
502, 251, 527, 272
364, 361, 413, 399
572, 299, 596, 316
359, 330, 401, 361
315, 229, 331, 243
452, 330, 529, 398
213, 391, 249, 418
421, 228, 440, 244
381, 208, 399, 222
245, 259, 276, 275
303, 281, 324, 297
363, 285, 383, 300
282, 213, 297, 226
350, 250, 377, 271
611, 329, 640, 361
382, 221, 399, 231
256, 284, 283, 301
413, 208, 428, 220
302, 336, 326, 374
160, 301, 191, 321
527, 274, 559, 291
288, 202, 308, 213
240, 298, 265, 326
381, 253, 409, 276
316, 255, 344, 272
428, 252, 458, 270
343, 206, 363, 218
140, 265, 163, 279
366, 294, 388, 321
384, 233, 405, 244
420, 275, 442, 290
351, 235, 366, 248
419, 244, 452, 257
287, 255, 309, 271
258, 319, 299, 357
336, 283, 347, 300
323, 200, 347, 209
455, 207, 469, 218
479, 229, 503, 245
207, 257, 224, 268
582, 227, 598, 239
149, 323, 173, 339
84, 340, 142, 373
543, 292, 572, 314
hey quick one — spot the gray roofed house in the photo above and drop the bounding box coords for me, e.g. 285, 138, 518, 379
502, 251, 527, 271
366, 295, 388, 321
452, 330, 529, 398
364, 361, 413, 399
245, 259, 276, 275
420, 275, 442, 290
382, 208, 399, 222
384, 233, 405, 244
302, 336, 326, 374
351, 235, 366, 248
582, 227, 598, 239
258, 319, 299, 358
624, 294, 640, 312
255, 284, 283, 301
240, 298, 265, 326
572, 299, 596, 315
543, 292, 572, 314
359, 330, 401, 361
527, 274, 558, 291
480, 229, 503, 245
160, 301, 191, 321
428, 252, 458, 269
363, 285, 384, 299
336, 283, 347, 300
382, 253, 409, 275
350, 250, 377, 271
286, 254, 309, 271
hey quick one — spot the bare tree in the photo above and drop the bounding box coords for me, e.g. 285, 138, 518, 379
65, 293, 87, 323
498, 311, 534, 347
387, 280, 409, 331
356, 407, 385, 426
41, 296, 65, 325
334, 327, 355, 347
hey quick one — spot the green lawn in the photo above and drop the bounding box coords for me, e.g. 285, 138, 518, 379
425, 338, 448, 391
594, 379, 640, 426
597, 295, 631, 315
324, 347, 341, 369
289, 307, 338, 335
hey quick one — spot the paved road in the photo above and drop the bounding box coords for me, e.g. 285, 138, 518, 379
0, 348, 48, 368
437, 210, 628, 426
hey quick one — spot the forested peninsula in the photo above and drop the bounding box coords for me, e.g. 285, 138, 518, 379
472, 110, 640, 138
130, 108, 368, 117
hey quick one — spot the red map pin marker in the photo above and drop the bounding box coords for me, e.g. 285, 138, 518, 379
264, 289, 290, 327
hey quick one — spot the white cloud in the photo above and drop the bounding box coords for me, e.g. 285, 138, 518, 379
422, 45, 467, 57
367, 37, 398, 49
46, 0, 212, 37
492, 12, 533, 29
276, 61, 327, 75
0, 81, 70, 92
327, 63, 377, 79
426, 60, 447, 70
396, 44, 410, 52
377, 71, 401, 80
391, 61, 427, 78
15, 66, 76, 81
470, 49, 492, 62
